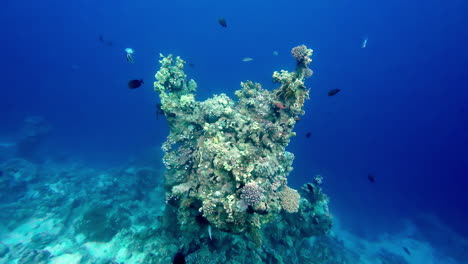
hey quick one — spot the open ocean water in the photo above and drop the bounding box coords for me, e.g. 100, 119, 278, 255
0, 0, 467, 263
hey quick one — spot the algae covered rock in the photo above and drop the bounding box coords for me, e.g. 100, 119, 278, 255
75, 204, 131, 243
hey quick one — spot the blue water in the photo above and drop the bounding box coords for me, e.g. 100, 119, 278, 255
1, 0, 467, 253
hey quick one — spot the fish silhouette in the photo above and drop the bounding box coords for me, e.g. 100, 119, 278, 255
128, 79, 144, 89
328, 89, 341, 96
218, 17, 227, 28
368, 173, 375, 183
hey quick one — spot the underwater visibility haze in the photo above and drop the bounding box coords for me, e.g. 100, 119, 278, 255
0, 0, 467, 263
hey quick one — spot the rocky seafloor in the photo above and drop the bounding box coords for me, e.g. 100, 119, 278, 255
0, 152, 466, 264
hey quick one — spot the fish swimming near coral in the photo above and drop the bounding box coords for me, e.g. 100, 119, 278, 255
306, 132, 311, 138
218, 17, 227, 28
208, 225, 212, 240
242, 57, 253, 62
173, 252, 186, 264
128, 79, 144, 89
368, 173, 376, 183
273, 101, 286, 109
328, 89, 341, 96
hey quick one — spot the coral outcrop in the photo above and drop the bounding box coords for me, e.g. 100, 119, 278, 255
154, 45, 332, 263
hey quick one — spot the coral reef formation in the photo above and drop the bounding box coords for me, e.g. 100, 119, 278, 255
0, 149, 460, 263
0, 45, 336, 264
153, 45, 332, 262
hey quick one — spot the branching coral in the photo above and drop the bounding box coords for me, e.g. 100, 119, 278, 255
272, 46, 314, 114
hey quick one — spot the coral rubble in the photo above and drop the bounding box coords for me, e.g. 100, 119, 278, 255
153, 45, 332, 263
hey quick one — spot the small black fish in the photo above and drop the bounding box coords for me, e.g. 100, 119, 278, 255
128, 79, 144, 89
402, 246, 411, 256
188, 62, 195, 68
328, 89, 341, 96
312, 216, 320, 225
218, 17, 227, 28
173, 252, 186, 264
367, 173, 375, 183
306, 132, 311, 138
